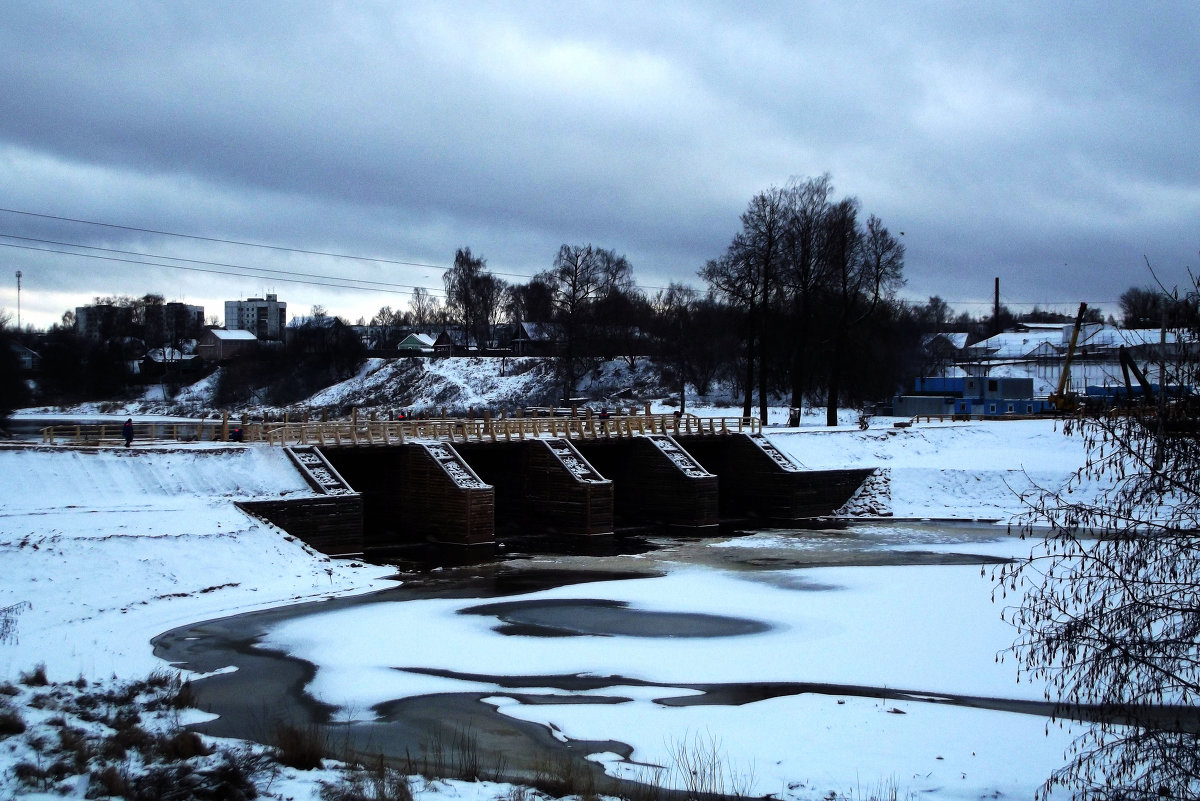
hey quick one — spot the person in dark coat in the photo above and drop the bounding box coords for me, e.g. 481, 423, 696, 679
122, 418, 134, 448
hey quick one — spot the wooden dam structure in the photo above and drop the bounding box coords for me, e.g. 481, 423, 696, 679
228, 413, 875, 556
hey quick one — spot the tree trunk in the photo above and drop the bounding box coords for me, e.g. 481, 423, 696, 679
758, 319, 769, 425
789, 292, 809, 410
678, 356, 687, 415
790, 344, 806, 417
742, 335, 755, 421
826, 334, 842, 427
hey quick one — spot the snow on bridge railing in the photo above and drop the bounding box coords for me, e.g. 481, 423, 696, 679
247, 413, 760, 447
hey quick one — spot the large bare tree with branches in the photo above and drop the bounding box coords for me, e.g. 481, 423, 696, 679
997, 273, 1200, 799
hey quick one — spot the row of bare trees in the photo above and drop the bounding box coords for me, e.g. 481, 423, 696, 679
359, 176, 912, 419
700, 174, 905, 424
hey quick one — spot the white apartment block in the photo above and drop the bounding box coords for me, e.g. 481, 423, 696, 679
224, 294, 287, 341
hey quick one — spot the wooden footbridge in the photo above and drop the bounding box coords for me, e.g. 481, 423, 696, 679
224, 413, 875, 556
247, 411, 761, 446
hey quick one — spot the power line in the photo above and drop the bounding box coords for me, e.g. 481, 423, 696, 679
0, 205, 1129, 306
0, 206, 684, 292
0, 207, 447, 271
0, 233, 448, 296
0, 241, 439, 297
934, 298, 1120, 307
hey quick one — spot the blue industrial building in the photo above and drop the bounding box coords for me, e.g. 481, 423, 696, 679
894, 376, 1047, 417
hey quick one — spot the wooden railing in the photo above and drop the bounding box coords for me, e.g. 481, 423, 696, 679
249, 413, 760, 447
39, 414, 761, 447
41, 421, 228, 446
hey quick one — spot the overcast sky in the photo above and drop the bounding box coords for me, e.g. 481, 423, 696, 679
1, 1, 1197, 330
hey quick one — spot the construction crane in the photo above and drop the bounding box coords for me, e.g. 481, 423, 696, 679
1048, 302, 1088, 413
1118, 344, 1155, 402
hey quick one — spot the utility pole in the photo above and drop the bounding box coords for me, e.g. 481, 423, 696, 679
993, 276, 1000, 336
14, 270, 21, 329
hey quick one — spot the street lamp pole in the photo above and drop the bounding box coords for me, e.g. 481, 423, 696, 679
14, 270, 21, 329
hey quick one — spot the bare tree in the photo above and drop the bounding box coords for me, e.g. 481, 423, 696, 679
699, 188, 788, 424
998, 274, 1200, 800
779, 174, 834, 412
700, 234, 766, 421
740, 188, 789, 425
820, 207, 904, 426
539, 243, 619, 400
505, 277, 555, 326
474, 272, 508, 348
409, 287, 440, 328
1120, 286, 1164, 329
653, 283, 697, 412
444, 247, 484, 347
371, 305, 403, 326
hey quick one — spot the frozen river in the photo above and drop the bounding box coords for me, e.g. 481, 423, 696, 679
154, 523, 1082, 801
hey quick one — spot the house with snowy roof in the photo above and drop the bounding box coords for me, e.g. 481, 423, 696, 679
196, 328, 257, 362
510, 322, 560, 356
396, 332, 435, 354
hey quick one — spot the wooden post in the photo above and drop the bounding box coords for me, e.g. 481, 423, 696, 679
222, 411, 229, 442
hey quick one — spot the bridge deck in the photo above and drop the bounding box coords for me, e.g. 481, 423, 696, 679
39, 414, 759, 447
247, 414, 760, 447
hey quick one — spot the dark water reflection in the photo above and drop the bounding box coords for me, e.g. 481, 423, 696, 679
153, 521, 1032, 786
460, 598, 772, 638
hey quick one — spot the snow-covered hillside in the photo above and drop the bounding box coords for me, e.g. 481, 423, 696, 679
20, 357, 690, 419
0, 446, 397, 680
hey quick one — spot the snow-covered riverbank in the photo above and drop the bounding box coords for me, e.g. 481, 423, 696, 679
0, 419, 1102, 800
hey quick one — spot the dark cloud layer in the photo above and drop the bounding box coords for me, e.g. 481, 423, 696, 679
2, 1, 1197, 328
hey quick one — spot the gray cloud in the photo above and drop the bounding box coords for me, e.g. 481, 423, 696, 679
1, 1, 1197, 328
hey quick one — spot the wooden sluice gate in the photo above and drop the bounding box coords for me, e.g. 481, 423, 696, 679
321, 443, 494, 550
674, 432, 874, 520
452, 439, 613, 538
572, 435, 719, 531
244, 417, 876, 552
236, 446, 365, 556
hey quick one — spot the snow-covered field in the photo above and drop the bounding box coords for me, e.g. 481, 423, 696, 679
0, 415, 1104, 800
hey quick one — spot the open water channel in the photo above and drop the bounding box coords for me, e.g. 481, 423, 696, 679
152, 522, 1079, 797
